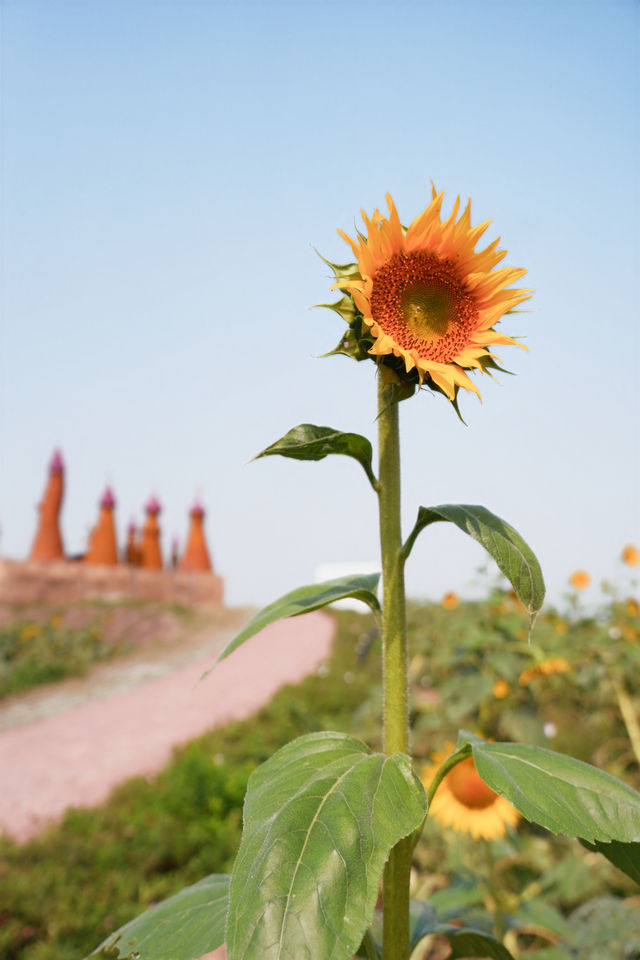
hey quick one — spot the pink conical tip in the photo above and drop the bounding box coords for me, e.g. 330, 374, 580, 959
190, 499, 205, 517
100, 486, 116, 509
145, 495, 162, 515
127, 522, 137, 536
49, 449, 64, 473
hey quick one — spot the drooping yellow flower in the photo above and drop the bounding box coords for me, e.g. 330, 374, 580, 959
333, 187, 531, 401
519, 656, 571, 686
442, 591, 459, 611
569, 570, 590, 591
622, 545, 639, 567
423, 748, 520, 840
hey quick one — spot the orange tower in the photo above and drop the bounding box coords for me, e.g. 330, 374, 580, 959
179, 500, 213, 573
126, 521, 142, 566
85, 487, 118, 565
141, 496, 163, 570
170, 536, 180, 570
29, 450, 65, 562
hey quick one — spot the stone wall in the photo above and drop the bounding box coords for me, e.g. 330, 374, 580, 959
0, 559, 224, 608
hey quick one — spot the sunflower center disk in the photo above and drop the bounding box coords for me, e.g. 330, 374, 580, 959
369, 252, 477, 364
401, 282, 454, 342
447, 758, 498, 810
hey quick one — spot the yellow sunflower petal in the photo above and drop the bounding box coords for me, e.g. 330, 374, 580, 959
422, 753, 520, 841
405, 191, 445, 253
466, 266, 528, 300
427, 368, 456, 400
471, 329, 525, 349
335, 187, 530, 402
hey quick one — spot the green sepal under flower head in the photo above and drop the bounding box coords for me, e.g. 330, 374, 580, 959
313, 248, 362, 284
476, 353, 515, 379
314, 294, 360, 326
378, 364, 416, 403
320, 327, 374, 363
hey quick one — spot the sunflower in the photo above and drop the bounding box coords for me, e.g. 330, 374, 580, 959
492, 679, 510, 700
442, 591, 459, 611
622, 545, 639, 567
423, 748, 520, 840
569, 570, 590, 591
332, 186, 531, 402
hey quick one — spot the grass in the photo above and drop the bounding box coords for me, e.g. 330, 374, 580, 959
0, 601, 201, 701
0, 619, 120, 700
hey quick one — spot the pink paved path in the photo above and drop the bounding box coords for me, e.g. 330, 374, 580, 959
0, 611, 335, 844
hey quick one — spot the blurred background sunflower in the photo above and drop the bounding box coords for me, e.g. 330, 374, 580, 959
422, 748, 520, 841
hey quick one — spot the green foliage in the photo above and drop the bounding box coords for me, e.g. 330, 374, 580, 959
435, 925, 517, 959
226, 733, 426, 960
208, 574, 380, 667
580, 839, 640, 885
402, 505, 545, 622
254, 423, 379, 490
0, 619, 118, 699
559, 896, 640, 959
427, 732, 640, 886
405, 590, 640, 779
357, 898, 520, 959
0, 745, 250, 960
0, 602, 196, 701
92, 874, 229, 960
460, 735, 640, 844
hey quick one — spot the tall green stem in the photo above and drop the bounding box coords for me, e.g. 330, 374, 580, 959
377, 376, 411, 960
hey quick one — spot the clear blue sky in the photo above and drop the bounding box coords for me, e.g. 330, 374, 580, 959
1, 0, 638, 608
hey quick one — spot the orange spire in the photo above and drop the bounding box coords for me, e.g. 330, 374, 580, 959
85, 487, 119, 565
29, 450, 65, 562
141, 496, 163, 569
179, 500, 213, 572
170, 535, 180, 570
126, 521, 142, 566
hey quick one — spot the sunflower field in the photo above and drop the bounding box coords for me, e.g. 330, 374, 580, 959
1, 558, 639, 960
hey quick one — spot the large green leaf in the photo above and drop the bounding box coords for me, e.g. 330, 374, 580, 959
356, 900, 514, 959
515, 898, 574, 939
225, 732, 427, 960
254, 423, 378, 490
436, 926, 516, 960
580, 838, 640, 885
408, 900, 439, 950
89, 873, 229, 959
205, 574, 380, 671
456, 733, 640, 844
402, 504, 545, 622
